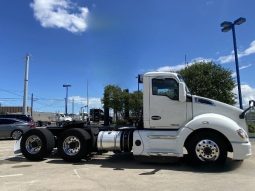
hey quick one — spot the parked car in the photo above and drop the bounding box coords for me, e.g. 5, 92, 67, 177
55, 113, 72, 122
0, 114, 35, 128
0, 118, 34, 139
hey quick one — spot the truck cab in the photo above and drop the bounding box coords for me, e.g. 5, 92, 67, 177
132, 72, 251, 163
143, 71, 248, 129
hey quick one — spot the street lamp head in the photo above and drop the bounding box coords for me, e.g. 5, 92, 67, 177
234, 17, 246, 25
63, 84, 71, 87
220, 21, 232, 28
221, 26, 232, 32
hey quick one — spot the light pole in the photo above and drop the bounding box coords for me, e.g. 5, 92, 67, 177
221, 17, 246, 109
23, 54, 30, 115
63, 84, 71, 115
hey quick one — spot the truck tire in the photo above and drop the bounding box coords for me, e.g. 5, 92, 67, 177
186, 132, 227, 165
20, 128, 55, 161
57, 128, 91, 162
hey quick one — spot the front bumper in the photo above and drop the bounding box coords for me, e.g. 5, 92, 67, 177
232, 141, 252, 160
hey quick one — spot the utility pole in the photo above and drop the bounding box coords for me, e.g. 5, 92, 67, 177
72, 98, 74, 114
31, 93, 33, 117
23, 54, 29, 115
86, 80, 89, 115
63, 84, 71, 115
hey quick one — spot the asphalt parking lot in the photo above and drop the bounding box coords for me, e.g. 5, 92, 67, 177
0, 139, 255, 191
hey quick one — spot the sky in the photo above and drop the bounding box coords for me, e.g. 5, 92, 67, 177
0, 0, 255, 113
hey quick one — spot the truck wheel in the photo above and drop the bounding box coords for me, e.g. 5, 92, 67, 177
186, 132, 227, 165
57, 128, 91, 162
20, 129, 55, 161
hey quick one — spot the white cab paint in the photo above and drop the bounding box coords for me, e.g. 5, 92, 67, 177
135, 71, 252, 160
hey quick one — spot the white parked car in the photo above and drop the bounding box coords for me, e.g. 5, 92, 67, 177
55, 113, 72, 122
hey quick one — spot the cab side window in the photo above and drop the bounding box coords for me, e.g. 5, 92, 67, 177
152, 78, 179, 100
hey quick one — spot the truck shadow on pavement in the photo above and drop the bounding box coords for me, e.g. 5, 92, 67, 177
5, 152, 243, 174
46, 152, 243, 174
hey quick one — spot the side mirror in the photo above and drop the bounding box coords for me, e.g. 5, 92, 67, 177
239, 100, 255, 119
249, 100, 255, 108
179, 82, 186, 102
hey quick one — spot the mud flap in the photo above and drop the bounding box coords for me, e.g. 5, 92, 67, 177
14, 138, 21, 155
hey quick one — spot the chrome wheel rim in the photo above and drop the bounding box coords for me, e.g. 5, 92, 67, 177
63, 136, 81, 156
25, 135, 42, 154
12, 130, 22, 140
195, 139, 220, 162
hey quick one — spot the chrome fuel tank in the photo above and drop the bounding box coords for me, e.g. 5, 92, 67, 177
97, 131, 122, 151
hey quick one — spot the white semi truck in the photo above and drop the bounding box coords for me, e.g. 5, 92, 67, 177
15, 72, 252, 164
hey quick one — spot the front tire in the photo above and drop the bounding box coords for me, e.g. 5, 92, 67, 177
186, 132, 227, 165
20, 128, 55, 161
57, 128, 91, 162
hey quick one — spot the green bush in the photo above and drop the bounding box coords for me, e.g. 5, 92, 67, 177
248, 123, 255, 133
115, 119, 129, 126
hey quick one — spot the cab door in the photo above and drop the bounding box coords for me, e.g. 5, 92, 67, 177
149, 77, 187, 129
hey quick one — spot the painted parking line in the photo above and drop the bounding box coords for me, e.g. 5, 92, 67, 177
0, 155, 17, 160
0, 174, 23, 178
4, 180, 38, 185
0, 149, 13, 151
73, 169, 81, 178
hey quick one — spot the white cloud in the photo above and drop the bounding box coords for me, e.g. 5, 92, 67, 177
156, 57, 212, 72
217, 54, 235, 64
190, 57, 212, 63
231, 64, 252, 78
233, 84, 255, 108
239, 64, 252, 70
69, 96, 102, 108
218, 40, 255, 64
30, 0, 89, 33
231, 72, 236, 78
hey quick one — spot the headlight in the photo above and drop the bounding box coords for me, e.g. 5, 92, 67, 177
236, 129, 248, 140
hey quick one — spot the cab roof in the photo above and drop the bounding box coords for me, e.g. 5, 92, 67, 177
144, 71, 179, 78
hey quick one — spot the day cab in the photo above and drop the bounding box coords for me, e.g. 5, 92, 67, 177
132, 72, 252, 163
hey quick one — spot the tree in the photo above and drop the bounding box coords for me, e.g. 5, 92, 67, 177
129, 91, 143, 120
179, 61, 235, 105
102, 85, 143, 124
102, 85, 111, 125
102, 85, 123, 121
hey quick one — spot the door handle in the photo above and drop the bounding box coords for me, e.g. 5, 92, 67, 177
151, 116, 161, 120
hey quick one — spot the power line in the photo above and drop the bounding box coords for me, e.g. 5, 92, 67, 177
0, 98, 22, 100
0, 88, 23, 97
